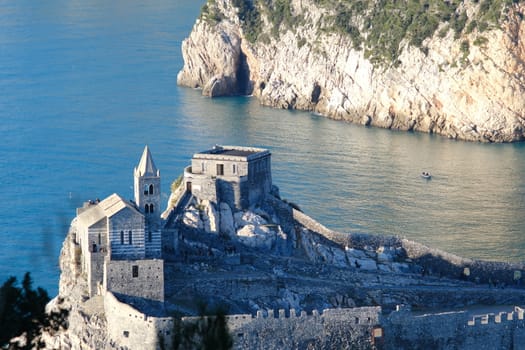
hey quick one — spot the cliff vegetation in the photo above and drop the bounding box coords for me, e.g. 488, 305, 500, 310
201, 0, 514, 65
179, 0, 525, 142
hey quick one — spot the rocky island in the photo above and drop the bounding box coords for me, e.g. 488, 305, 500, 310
34, 145, 525, 349
177, 0, 525, 142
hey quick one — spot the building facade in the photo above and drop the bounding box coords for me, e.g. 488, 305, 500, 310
74, 146, 164, 301
183, 145, 272, 210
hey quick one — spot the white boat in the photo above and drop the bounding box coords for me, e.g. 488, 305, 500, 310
421, 172, 431, 179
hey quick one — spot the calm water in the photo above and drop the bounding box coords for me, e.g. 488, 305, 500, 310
1, 0, 525, 295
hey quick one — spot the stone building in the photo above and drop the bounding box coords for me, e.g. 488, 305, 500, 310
183, 145, 272, 210
74, 146, 164, 301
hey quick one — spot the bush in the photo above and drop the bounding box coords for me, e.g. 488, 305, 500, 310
473, 36, 489, 46
0, 273, 69, 348
226, 0, 513, 65
232, 0, 262, 43
171, 175, 183, 193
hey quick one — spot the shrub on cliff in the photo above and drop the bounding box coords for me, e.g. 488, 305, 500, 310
162, 303, 233, 350
0, 273, 69, 349
221, 0, 516, 64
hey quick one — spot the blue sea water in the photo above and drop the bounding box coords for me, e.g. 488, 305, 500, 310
1, 0, 525, 296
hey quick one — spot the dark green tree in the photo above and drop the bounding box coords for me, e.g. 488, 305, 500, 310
0, 273, 69, 349
162, 303, 233, 350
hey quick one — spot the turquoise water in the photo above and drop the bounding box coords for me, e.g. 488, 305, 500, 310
1, 0, 524, 295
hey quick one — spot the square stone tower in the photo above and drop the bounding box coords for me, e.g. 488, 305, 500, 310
183, 145, 272, 209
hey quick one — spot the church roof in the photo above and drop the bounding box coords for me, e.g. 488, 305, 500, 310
135, 145, 159, 177
77, 193, 142, 228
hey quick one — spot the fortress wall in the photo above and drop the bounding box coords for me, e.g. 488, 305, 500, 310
292, 208, 350, 248
292, 207, 525, 285
104, 291, 173, 350
264, 196, 295, 236
384, 307, 525, 350
182, 307, 382, 350
104, 259, 164, 302
401, 238, 525, 285
188, 276, 280, 301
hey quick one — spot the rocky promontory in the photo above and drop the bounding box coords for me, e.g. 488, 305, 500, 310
178, 0, 525, 142
39, 188, 525, 348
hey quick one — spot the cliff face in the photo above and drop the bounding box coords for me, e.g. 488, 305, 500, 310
177, 0, 525, 142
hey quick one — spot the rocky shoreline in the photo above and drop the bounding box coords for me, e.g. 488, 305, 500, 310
178, 0, 525, 142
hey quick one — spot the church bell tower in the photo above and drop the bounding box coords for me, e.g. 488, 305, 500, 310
134, 145, 161, 228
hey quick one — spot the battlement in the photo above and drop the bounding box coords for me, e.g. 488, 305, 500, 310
104, 291, 174, 350
467, 307, 525, 326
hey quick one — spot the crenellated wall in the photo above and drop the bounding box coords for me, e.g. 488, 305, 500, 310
104, 291, 173, 350
384, 306, 525, 349
183, 306, 381, 350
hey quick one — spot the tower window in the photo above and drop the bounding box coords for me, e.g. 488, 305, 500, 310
132, 265, 138, 278
128, 230, 132, 245
149, 184, 154, 195
217, 164, 224, 176
144, 184, 149, 195
120, 231, 124, 245
145, 204, 149, 213
150, 204, 154, 213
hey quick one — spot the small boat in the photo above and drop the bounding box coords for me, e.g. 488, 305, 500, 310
421, 172, 432, 179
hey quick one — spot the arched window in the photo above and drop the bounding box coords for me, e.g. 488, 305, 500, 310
120, 231, 124, 245
145, 204, 149, 213
150, 204, 154, 213
149, 184, 154, 195
128, 230, 132, 245
143, 184, 149, 195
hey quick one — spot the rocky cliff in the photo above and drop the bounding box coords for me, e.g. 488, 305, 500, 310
177, 0, 525, 142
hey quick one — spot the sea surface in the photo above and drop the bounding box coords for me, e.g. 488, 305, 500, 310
1, 0, 525, 296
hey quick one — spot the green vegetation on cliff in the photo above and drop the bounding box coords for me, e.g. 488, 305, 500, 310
0, 273, 68, 349
200, 0, 516, 64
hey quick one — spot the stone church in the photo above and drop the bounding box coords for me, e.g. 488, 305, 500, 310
74, 146, 165, 302
72, 144, 273, 305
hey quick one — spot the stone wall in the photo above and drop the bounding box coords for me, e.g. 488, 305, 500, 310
191, 156, 249, 178
145, 228, 162, 259
184, 166, 218, 204
216, 177, 245, 209
104, 291, 173, 350
185, 147, 272, 210
293, 207, 525, 285
182, 306, 381, 349
104, 259, 164, 302
108, 207, 146, 260
384, 306, 525, 350
88, 252, 105, 296
246, 156, 272, 208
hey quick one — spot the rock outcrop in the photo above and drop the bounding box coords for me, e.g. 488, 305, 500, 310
178, 0, 525, 142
